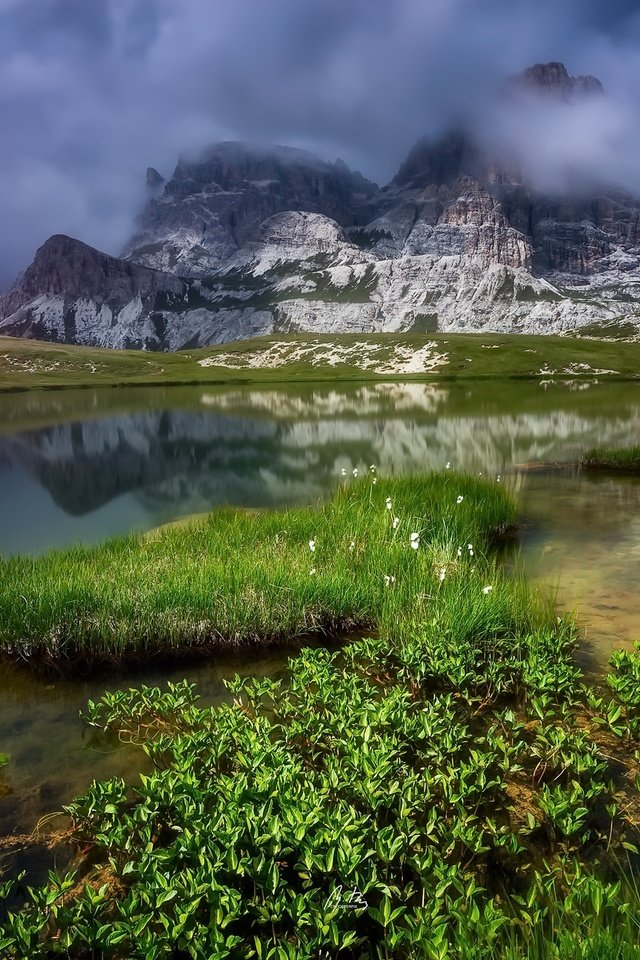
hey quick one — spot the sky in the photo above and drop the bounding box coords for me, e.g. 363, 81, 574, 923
2, 0, 640, 286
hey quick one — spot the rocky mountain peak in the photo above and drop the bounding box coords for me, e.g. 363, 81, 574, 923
391, 130, 481, 190
123, 140, 378, 275
146, 167, 165, 196
3, 61, 640, 352
509, 61, 604, 101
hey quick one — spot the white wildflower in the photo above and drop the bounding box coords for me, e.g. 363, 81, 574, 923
456, 495, 464, 504
457, 547, 462, 557
370, 465, 376, 473
384, 574, 396, 587
372, 477, 378, 485
309, 540, 316, 552
310, 567, 317, 576
496, 475, 501, 483
410, 532, 420, 550
392, 516, 400, 530
385, 497, 392, 511
353, 468, 359, 478
349, 541, 356, 552
482, 585, 493, 595
439, 567, 446, 581
445, 461, 451, 470
341, 468, 347, 477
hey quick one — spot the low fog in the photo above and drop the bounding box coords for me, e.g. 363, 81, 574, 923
2, 0, 640, 286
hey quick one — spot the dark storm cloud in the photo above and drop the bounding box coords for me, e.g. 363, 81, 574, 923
2, 0, 640, 286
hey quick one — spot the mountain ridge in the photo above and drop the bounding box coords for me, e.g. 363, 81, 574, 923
3, 62, 640, 351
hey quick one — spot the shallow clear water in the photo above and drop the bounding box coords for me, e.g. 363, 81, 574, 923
1, 378, 640, 853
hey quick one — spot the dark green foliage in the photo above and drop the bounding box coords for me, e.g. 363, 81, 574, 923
3, 476, 640, 957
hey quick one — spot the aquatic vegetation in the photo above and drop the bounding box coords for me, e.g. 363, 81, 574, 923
0, 472, 517, 667
3, 622, 640, 955
580, 445, 640, 472
3, 473, 640, 957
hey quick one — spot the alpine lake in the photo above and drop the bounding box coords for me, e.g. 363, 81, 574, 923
1, 377, 640, 884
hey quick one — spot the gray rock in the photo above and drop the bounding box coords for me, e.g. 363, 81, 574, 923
4, 63, 640, 349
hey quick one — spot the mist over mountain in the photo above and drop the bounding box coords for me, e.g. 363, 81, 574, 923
4, 57, 640, 349
3, 0, 640, 288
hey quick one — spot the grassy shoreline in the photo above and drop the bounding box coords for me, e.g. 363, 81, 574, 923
3, 473, 640, 956
0, 471, 517, 670
2, 332, 640, 392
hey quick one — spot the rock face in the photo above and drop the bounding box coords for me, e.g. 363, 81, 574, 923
123, 141, 377, 277
509, 61, 604, 101
3, 62, 640, 350
0, 235, 187, 349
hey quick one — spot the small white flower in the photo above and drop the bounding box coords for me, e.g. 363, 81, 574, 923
410, 533, 420, 550
392, 516, 400, 530
385, 497, 392, 510
349, 540, 355, 552
372, 477, 378, 485
310, 567, 317, 576
370, 465, 376, 473
482, 585, 493, 595
467, 543, 473, 550
457, 547, 462, 557
478, 471, 483, 476
353, 468, 359, 478
341, 468, 347, 477
384, 574, 396, 586
456, 495, 464, 504
469, 548, 474, 557
439, 567, 446, 581
309, 540, 316, 552
445, 461, 451, 470
496, 475, 501, 483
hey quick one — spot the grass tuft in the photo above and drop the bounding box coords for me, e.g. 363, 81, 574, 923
580, 446, 640, 473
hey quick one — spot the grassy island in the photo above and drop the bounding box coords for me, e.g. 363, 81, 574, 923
3, 473, 640, 958
580, 446, 640, 473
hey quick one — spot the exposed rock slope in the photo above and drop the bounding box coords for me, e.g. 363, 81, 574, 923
3, 62, 640, 350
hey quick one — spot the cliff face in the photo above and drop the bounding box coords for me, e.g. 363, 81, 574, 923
3, 62, 640, 350
122, 141, 378, 277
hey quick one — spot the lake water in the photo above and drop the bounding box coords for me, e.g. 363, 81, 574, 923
1, 378, 640, 868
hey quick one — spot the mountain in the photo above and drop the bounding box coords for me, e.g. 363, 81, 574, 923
3, 61, 640, 350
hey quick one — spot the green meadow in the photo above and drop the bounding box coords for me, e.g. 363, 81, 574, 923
2, 471, 640, 957
1, 331, 640, 392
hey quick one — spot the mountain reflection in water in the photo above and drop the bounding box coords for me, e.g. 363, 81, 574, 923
1, 380, 639, 556
2, 378, 640, 852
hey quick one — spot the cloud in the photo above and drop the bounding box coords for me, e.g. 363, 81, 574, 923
2, 0, 640, 285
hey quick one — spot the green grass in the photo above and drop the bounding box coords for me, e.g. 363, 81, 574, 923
1, 331, 640, 392
0, 471, 518, 666
4, 473, 640, 956
4, 477, 640, 954
580, 446, 640, 472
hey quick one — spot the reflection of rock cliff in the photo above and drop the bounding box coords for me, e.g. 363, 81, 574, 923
2, 384, 640, 520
